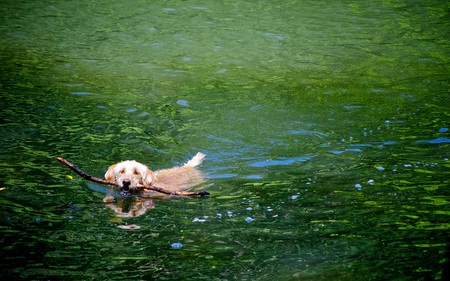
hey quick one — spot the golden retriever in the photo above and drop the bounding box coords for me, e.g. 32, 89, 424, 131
103, 152, 206, 217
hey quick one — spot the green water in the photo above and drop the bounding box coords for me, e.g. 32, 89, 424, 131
1, 0, 449, 280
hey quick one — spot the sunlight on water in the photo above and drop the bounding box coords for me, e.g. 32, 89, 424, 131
0, 0, 449, 280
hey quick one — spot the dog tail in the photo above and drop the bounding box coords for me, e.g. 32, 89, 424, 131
185, 152, 206, 167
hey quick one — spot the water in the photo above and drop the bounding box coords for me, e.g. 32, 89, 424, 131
1, 0, 449, 280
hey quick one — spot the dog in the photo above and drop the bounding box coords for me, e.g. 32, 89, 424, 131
103, 152, 206, 217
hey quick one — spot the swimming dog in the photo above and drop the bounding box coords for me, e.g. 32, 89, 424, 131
103, 152, 206, 217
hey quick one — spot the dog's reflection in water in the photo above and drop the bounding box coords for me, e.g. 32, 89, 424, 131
102, 152, 206, 217
103, 193, 155, 217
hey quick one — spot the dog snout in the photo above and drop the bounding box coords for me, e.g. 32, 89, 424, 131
122, 179, 131, 190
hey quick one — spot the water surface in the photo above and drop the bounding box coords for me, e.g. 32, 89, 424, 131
1, 0, 449, 280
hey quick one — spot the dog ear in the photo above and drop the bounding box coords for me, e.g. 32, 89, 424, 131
144, 169, 154, 186
104, 164, 117, 181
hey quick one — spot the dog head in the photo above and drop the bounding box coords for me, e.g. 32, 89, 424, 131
105, 160, 154, 193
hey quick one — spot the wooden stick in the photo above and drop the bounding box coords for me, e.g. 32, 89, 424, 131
57, 157, 209, 196
138, 184, 210, 196
57, 157, 116, 185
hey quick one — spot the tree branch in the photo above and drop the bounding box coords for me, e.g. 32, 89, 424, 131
57, 157, 209, 196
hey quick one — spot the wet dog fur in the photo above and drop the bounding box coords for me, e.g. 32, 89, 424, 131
103, 152, 206, 217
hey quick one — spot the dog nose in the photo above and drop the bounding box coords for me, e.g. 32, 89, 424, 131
122, 179, 131, 192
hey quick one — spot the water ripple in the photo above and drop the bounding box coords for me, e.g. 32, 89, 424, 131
249, 155, 316, 167
416, 137, 450, 144
288, 130, 329, 137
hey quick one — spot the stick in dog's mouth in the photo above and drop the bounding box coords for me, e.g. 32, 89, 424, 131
57, 156, 210, 196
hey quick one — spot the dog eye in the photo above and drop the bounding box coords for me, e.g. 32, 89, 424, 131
133, 169, 140, 175
119, 169, 125, 174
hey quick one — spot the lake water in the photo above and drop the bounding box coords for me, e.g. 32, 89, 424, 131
1, 0, 449, 280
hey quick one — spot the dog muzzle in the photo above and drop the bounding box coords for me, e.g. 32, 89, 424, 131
121, 179, 131, 193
